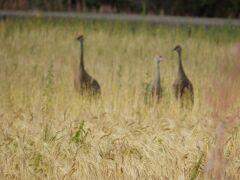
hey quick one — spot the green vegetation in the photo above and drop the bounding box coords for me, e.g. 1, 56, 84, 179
0, 18, 239, 179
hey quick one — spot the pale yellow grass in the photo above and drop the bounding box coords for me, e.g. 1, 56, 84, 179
0, 20, 239, 179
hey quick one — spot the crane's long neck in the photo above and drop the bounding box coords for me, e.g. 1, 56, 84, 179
79, 40, 84, 71
177, 50, 185, 76
154, 62, 160, 85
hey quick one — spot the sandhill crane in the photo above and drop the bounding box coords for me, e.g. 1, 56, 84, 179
74, 35, 101, 95
145, 56, 164, 103
172, 45, 194, 106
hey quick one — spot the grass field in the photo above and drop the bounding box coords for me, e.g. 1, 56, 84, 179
0, 18, 240, 179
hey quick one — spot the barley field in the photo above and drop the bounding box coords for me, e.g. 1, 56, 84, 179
0, 18, 240, 179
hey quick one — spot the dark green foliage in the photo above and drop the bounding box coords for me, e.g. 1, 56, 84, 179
1, 0, 240, 17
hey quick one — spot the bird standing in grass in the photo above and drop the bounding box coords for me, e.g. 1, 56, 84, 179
74, 35, 101, 95
145, 55, 164, 103
172, 45, 194, 106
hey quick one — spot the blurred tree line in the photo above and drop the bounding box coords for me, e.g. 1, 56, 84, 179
0, 0, 240, 18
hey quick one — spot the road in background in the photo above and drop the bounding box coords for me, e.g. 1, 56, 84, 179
0, 10, 240, 26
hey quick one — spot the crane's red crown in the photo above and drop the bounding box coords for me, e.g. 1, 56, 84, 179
172, 45, 182, 51
155, 55, 164, 62
76, 35, 84, 41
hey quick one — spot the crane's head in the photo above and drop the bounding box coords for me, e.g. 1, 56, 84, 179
172, 45, 182, 53
76, 35, 84, 41
154, 55, 164, 64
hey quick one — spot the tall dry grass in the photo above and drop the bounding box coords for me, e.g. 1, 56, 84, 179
0, 19, 239, 179
204, 43, 240, 179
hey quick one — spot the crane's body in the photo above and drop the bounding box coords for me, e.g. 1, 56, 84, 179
74, 35, 101, 95
151, 56, 162, 99
145, 56, 164, 103
172, 45, 194, 105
